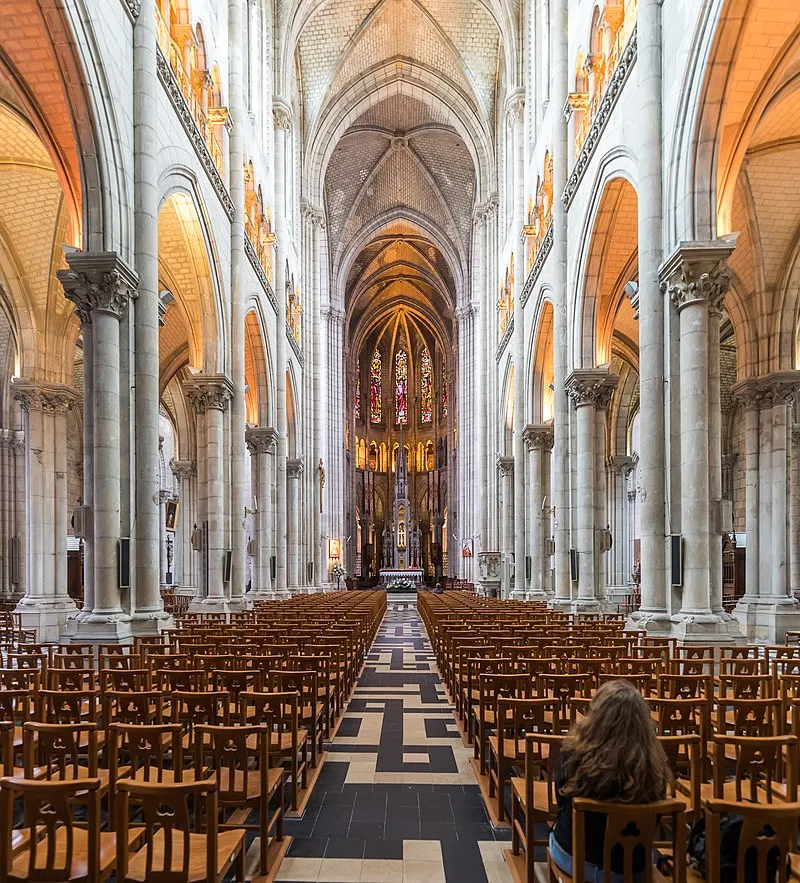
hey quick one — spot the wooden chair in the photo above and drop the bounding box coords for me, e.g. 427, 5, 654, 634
474, 672, 532, 775
686, 798, 800, 883
270, 669, 325, 767
709, 734, 798, 804
240, 691, 308, 812
0, 776, 141, 882
547, 797, 687, 883
195, 724, 284, 875
509, 733, 564, 883
114, 779, 245, 883
488, 696, 558, 823
99, 667, 150, 693
22, 721, 113, 796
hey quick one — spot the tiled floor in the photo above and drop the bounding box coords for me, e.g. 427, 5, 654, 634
275, 601, 514, 883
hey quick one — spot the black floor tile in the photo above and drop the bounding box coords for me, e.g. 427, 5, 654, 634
288, 836, 328, 858
324, 837, 367, 859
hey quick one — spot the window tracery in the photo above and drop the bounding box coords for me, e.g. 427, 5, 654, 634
354, 358, 361, 421
395, 350, 408, 425
420, 347, 432, 423
370, 349, 382, 424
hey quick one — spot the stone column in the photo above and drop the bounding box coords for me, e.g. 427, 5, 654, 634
566, 370, 616, 610
636, 0, 669, 626
311, 210, 325, 589
185, 376, 233, 611
287, 458, 304, 591
472, 206, 488, 563
606, 456, 633, 594
245, 427, 277, 595
133, 0, 166, 635
159, 490, 170, 585
59, 252, 137, 641
593, 383, 616, 604
661, 241, 740, 642
508, 92, 527, 600
11, 432, 25, 601
170, 459, 197, 593
791, 426, 800, 599
551, 0, 570, 605
524, 424, 554, 599
497, 456, 514, 598
11, 384, 78, 640
731, 375, 800, 641
228, 0, 248, 609
272, 101, 291, 594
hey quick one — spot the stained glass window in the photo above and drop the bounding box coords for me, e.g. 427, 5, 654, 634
420, 347, 433, 423
354, 359, 361, 421
442, 369, 449, 417
395, 350, 408, 425
370, 350, 382, 423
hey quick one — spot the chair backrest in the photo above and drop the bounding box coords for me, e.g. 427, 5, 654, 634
47, 667, 95, 692
239, 690, 300, 754
195, 724, 269, 805
717, 697, 781, 736
711, 734, 798, 803
0, 667, 40, 692
703, 798, 799, 883
109, 722, 184, 783
105, 690, 164, 726
100, 667, 150, 692
571, 796, 686, 883
0, 776, 101, 883
525, 732, 564, 814
115, 779, 217, 883
211, 669, 261, 701
39, 689, 97, 725
23, 721, 99, 780
658, 734, 702, 824
155, 668, 207, 693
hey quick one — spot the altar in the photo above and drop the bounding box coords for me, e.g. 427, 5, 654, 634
379, 569, 425, 586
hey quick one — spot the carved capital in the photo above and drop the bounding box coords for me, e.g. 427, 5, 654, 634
565, 369, 618, 409
287, 457, 304, 479
12, 382, 77, 415
272, 101, 293, 131
607, 455, 634, 476
183, 375, 234, 413
659, 240, 736, 314
496, 455, 514, 477
731, 371, 800, 410
505, 91, 525, 126
170, 458, 196, 480
58, 251, 138, 324
245, 426, 278, 454
523, 423, 554, 451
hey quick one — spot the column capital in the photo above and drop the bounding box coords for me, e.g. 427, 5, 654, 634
565, 368, 619, 409
523, 423, 554, 451
159, 489, 172, 504
272, 100, 293, 131
731, 371, 800, 410
496, 455, 514, 477
606, 454, 634, 476
169, 458, 196, 480
659, 240, 736, 313
505, 90, 525, 125
12, 381, 78, 414
287, 457, 304, 478
183, 375, 234, 413
245, 426, 278, 454
57, 251, 138, 324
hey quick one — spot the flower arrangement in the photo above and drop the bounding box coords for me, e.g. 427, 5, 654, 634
386, 578, 415, 592
331, 563, 347, 589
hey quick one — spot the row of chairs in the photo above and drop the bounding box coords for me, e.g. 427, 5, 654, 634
419, 591, 800, 882
0, 590, 386, 883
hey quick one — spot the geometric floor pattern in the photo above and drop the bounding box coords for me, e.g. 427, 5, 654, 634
275, 601, 515, 882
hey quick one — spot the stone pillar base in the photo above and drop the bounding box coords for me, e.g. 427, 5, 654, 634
732, 597, 800, 644
668, 612, 743, 645
188, 597, 231, 614
626, 610, 672, 635
526, 591, 550, 602
129, 611, 174, 636
228, 595, 252, 611
60, 613, 134, 644
14, 597, 78, 643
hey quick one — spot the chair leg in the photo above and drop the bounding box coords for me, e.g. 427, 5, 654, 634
237, 838, 246, 883
496, 756, 504, 822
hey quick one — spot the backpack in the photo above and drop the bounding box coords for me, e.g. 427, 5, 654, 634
687, 814, 784, 882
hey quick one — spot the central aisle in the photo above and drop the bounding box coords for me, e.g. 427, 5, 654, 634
277, 601, 514, 883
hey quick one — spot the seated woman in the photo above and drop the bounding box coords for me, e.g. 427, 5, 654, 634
550, 680, 671, 883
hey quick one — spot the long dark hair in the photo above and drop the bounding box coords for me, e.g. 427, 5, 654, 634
560, 680, 671, 803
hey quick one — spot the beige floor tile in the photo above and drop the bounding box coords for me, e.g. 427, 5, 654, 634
403, 841, 442, 862
317, 859, 364, 882
274, 857, 322, 881
478, 841, 514, 883
401, 860, 446, 883
360, 859, 404, 882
